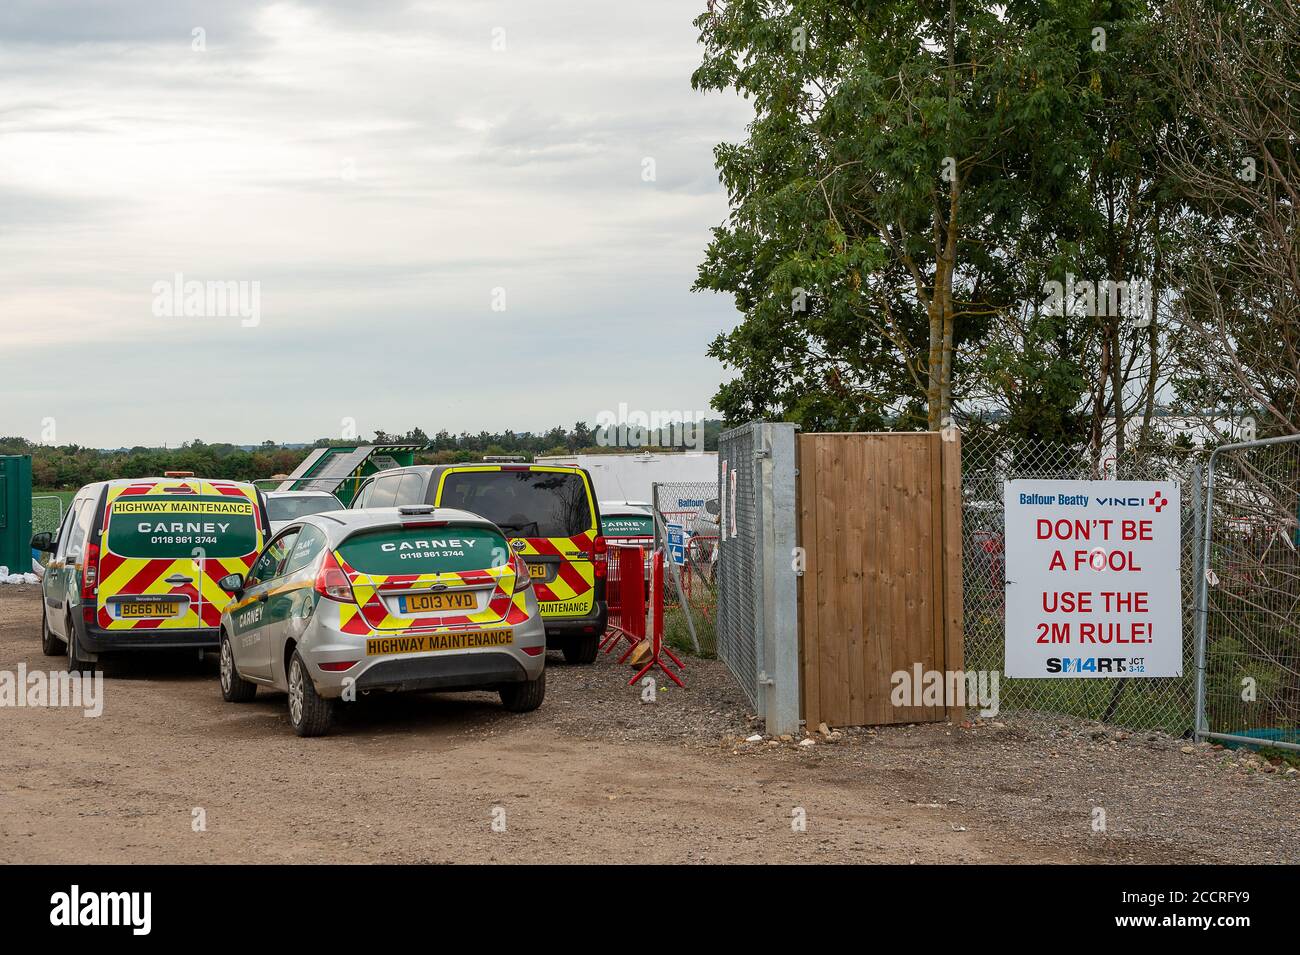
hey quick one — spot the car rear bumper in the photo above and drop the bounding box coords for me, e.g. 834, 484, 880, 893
303, 607, 547, 698
352, 652, 531, 693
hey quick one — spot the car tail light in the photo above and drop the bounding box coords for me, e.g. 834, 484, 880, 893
318, 661, 357, 672
522, 646, 544, 657
593, 535, 607, 580
314, 549, 355, 603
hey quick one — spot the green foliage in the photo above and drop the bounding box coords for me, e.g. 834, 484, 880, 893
692, 0, 1179, 445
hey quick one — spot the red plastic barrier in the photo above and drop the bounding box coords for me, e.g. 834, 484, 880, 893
626, 549, 685, 688
600, 543, 644, 653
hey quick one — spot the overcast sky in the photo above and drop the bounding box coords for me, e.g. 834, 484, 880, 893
0, 0, 748, 448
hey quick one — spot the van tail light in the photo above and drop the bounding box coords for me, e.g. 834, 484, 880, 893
314, 550, 356, 603
511, 554, 532, 593
81, 542, 100, 600
80, 541, 100, 623
593, 535, 607, 580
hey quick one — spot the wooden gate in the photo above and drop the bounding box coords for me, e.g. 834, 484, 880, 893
797, 432, 963, 727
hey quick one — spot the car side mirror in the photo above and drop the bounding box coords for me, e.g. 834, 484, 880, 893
218, 573, 246, 594
30, 532, 55, 553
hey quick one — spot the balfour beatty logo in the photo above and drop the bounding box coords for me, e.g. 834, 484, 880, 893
380, 538, 478, 552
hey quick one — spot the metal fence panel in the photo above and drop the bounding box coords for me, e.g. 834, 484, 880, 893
961, 435, 1202, 733
716, 423, 762, 708
1197, 434, 1300, 751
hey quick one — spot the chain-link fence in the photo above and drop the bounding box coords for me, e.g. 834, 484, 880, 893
1197, 434, 1300, 751
651, 480, 719, 655
962, 434, 1204, 733
716, 424, 762, 707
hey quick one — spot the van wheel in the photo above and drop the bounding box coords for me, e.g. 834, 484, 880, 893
65, 615, 95, 674
563, 634, 599, 665
500, 669, 546, 712
287, 651, 334, 737
41, 606, 65, 656
219, 632, 257, 703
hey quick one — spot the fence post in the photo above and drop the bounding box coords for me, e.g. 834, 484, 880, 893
652, 482, 700, 655
1191, 464, 1210, 741
757, 422, 800, 736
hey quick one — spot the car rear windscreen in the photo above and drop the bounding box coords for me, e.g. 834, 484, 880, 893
337, 526, 508, 574
106, 496, 259, 558
439, 470, 593, 538
268, 495, 340, 522
601, 514, 654, 537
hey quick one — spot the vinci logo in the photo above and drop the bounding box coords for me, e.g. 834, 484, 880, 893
1094, 490, 1168, 513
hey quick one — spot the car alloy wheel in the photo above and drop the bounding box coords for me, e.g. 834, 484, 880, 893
219, 639, 234, 695
288, 657, 305, 727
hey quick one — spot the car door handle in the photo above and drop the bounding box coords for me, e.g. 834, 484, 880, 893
255, 592, 268, 602
164, 574, 194, 585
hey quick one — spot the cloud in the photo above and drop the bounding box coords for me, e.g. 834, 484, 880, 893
0, 0, 748, 446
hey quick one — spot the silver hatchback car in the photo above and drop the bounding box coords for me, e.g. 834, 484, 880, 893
215, 504, 546, 736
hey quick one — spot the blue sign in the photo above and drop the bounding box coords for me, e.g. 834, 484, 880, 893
666, 521, 685, 566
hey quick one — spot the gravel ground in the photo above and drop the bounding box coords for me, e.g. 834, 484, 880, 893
1, 585, 1294, 863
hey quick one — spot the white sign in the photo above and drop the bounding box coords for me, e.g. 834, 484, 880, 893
1004, 479, 1182, 678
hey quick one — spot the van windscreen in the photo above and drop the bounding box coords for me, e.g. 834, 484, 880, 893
338, 526, 508, 574
106, 496, 258, 558
268, 495, 340, 522
439, 470, 593, 538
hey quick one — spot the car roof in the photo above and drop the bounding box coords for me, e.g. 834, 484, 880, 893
600, 501, 653, 515
265, 489, 338, 498
290, 506, 496, 536
365, 463, 588, 478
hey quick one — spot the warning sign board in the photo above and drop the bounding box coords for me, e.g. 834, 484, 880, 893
1004, 479, 1182, 678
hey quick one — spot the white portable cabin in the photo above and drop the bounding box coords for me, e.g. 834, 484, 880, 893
531, 451, 718, 507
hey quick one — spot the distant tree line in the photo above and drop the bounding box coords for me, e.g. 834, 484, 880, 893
1, 420, 723, 490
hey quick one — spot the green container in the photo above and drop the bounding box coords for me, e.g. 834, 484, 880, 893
0, 455, 33, 575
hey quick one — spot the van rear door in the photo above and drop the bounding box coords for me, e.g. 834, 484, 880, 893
97, 479, 263, 632
334, 520, 525, 634
433, 466, 599, 621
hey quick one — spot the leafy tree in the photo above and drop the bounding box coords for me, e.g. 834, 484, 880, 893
692, 0, 1094, 430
